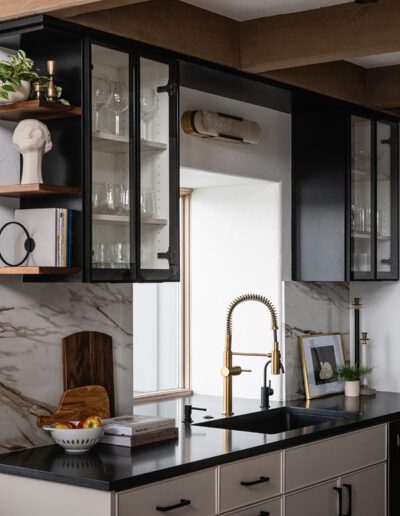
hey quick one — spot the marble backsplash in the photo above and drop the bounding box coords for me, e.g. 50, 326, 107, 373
0, 282, 132, 452
284, 282, 350, 400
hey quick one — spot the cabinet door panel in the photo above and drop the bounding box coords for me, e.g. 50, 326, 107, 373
342, 463, 386, 516
138, 55, 179, 282
285, 480, 338, 516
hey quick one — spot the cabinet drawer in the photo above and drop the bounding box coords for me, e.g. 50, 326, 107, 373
226, 496, 282, 515
117, 469, 217, 516
285, 424, 387, 492
219, 451, 282, 513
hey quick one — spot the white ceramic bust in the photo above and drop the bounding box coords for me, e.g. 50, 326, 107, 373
13, 119, 53, 184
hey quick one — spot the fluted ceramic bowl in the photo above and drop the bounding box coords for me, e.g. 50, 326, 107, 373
43, 422, 104, 454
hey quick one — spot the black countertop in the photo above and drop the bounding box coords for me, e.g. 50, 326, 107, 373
0, 392, 400, 492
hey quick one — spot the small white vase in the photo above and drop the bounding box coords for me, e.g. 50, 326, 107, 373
0, 80, 31, 105
345, 380, 360, 397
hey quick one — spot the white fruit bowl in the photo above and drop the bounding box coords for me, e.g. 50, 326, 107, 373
43, 423, 104, 454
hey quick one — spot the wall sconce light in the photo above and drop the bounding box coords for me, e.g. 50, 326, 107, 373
181, 110, 261, 145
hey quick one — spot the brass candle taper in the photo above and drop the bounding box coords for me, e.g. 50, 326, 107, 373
47, 60, 57, 102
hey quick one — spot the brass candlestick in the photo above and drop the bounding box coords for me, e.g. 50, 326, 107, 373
47, 60, 57, 102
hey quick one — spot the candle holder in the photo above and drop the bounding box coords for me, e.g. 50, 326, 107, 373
360, 331, 376, 396
47, 60, 57, 102
352, 297, 362, 366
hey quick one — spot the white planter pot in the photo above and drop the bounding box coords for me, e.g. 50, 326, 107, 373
0, 80, 31, 105
345, 380, 360, 397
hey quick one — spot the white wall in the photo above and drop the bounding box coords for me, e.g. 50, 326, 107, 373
350, 282, 400, 392
181, 87, 291, 279
191, 182, 284, 401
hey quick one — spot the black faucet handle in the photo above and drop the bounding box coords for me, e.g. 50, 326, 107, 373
183, 404, 207, 423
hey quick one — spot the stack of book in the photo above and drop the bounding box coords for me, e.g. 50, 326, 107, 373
102, 415, 178, 448
15, 208, 78, 267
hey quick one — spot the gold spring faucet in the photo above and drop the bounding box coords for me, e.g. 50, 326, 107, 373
221, 293, 283, 416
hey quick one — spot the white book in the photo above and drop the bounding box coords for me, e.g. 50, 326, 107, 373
103, 415, 176, 436
15, 208, 58, 266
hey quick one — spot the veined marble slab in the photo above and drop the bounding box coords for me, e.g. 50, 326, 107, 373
284, 282, 350, 401
0, 282, 132, 452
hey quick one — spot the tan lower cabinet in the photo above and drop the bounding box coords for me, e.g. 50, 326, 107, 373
341, 463, 386, 516
285, 479, 339, 516
117, 468, 217, 516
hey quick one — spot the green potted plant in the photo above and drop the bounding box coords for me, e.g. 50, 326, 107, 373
337, 364, 373, 397
0, 49, 69, 106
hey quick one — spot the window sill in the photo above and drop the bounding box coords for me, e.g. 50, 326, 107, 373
133, 388, 193, 404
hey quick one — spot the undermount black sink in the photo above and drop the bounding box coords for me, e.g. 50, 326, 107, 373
196, 407, 353, 434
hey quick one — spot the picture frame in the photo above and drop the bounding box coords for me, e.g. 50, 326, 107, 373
299, 333, 345, 400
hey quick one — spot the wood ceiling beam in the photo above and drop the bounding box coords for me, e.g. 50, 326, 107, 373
365, 65, 400, 109
264, 61, 366, 106
0, 0, 147, 21
240, 0, 400, 73
66, 0, 240, 68
55, 0, 149, 18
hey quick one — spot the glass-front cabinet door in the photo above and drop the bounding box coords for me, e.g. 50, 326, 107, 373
87, 42, 179, 283
89, 43, 134, 281
350, 114, 399, 280
351, 116, 374, 280
376, 120, 399, 279
138, 55, 179, 282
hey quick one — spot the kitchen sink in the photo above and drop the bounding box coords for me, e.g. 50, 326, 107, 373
196, 406, 353, 434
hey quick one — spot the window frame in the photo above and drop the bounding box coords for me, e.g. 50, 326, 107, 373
134, 188, 193, 403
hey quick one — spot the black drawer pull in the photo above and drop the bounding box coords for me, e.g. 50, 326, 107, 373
343, 484, 352, 516
258, 512, 270, 515
241, 476, 270, 486
156, 499, 191, 512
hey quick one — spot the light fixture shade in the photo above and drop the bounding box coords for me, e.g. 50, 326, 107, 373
181, 110, 261, 145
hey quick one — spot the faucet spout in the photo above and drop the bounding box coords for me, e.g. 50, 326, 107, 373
222, 293, 283, 416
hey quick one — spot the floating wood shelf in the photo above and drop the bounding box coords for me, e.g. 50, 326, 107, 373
0, 99, 82, 122
0, 184, 82, 198
0, 266, 81, 275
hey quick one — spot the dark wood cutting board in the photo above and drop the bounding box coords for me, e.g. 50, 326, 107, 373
62, 331, 115, 416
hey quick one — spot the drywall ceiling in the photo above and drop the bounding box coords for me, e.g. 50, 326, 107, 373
348, 52, 400, 69
182, 0, 350, 21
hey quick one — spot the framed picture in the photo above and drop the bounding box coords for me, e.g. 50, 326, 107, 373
299, 334, 345, 400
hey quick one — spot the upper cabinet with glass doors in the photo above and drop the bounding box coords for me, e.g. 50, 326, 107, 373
292, 94, 399, 282
88, 43, 179, 282
351, 115, 399, 280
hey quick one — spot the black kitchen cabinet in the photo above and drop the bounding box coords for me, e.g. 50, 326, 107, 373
292, 93, 399, 281
0, 17, 179, 283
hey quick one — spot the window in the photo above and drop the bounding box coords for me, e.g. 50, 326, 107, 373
133, 190, 192, 401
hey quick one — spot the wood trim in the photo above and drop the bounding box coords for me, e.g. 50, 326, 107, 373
0, 0, 147, 21
240, 0, 400, 73
55, 0, 148, 17
68, 0, 240, 68
134, 388, 192, 403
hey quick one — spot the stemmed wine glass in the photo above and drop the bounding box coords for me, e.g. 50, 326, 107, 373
92, 75, 111, 132
140, 86, 157, 140
105, 81, 129, 136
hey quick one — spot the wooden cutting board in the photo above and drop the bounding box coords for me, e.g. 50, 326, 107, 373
62, 331, 115, 417
37, 385, 110, 427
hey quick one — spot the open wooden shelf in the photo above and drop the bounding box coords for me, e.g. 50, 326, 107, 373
0, 266, 81, 275
0, 184, 82, 198
0, 99, 82, 122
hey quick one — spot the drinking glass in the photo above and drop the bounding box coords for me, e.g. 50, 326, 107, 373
92, 182, 107, 213
105, 81, 129, 136
93, 242, 111, 268
140, 86, 157, 140
121, 184, 130, 214
111, 242, 130, 269
140, 188, 155, 218
92, 75, 111, 132
105, 183, 118, 213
